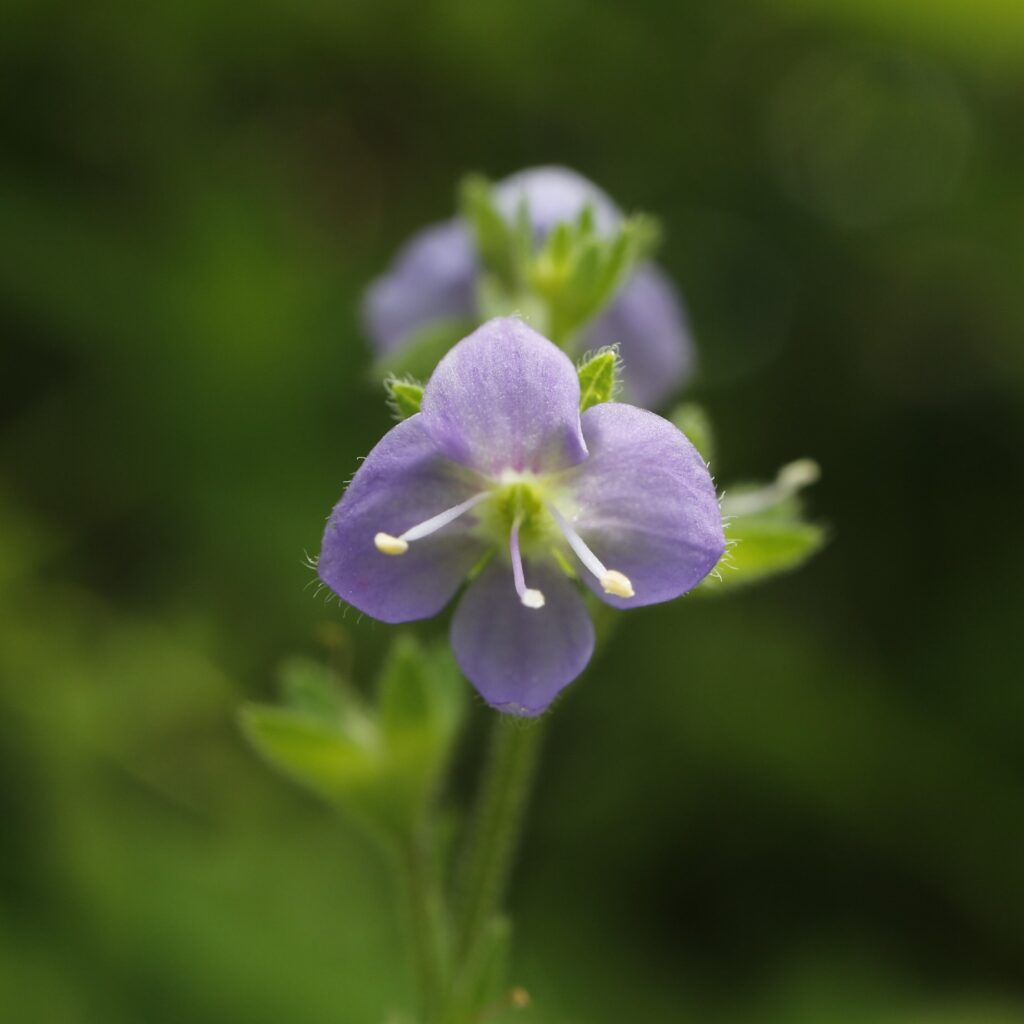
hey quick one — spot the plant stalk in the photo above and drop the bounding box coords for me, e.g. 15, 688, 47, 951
446, 715, 545, 1015
399, 823, 450, 1023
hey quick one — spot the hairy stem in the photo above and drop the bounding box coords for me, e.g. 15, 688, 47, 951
450, 717, 545, 997
399, 824, 450, 1023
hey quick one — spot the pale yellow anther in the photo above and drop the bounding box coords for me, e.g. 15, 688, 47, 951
600, 569, 635, 598
521, 588, 546, 610
374, 532, 409, 556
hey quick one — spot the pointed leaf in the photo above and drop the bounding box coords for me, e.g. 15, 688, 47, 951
378, 635, 465, 749
278, 657, 347, 721
378, 635, 433, 736
459, 175, 519, 287
702, 518, 826, 592
239, 704, 379, 801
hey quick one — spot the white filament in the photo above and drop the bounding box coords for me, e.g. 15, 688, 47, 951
399, 491, 489, 542
547, 502, 635, 599
510, 515, 545, 609
373, 491, 489, 555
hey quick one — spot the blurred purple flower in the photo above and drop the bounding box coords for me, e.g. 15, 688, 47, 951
364, 166, 694, 409
320, 318, 723, 715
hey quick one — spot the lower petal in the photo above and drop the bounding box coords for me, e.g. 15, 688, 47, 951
319, 417, 486, 623
451, 559, 594, 716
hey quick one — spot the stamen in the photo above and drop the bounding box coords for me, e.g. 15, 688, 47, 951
374, 533, 408, 555
600, 569, 635, 598
373, 491, 488, 555
547, 502, 636, 599
510, 516, 545, 609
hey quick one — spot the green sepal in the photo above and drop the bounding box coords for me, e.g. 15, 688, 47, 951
577, 348, 619, 411
385, 375, 425, 420
670, 403, 715, 466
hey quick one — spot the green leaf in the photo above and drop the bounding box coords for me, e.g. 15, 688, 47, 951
377, 637, 432, 735
242, 635, 467, 841
239, 705, 379, 802
384, 376, 424, 420
459, 174, 525, 289
701, 457, 824, 592
720, 459, 821, 520
278, 657, 346, 721
456, 175, 664, 353
539, 212, 661, 346
578, 213, 660, 320
576, 201, 597, 237
377, 637, 465, 812
703, 518, 826, 592
565, 239, 603, 309
476, 273, 547, 328
670, 403, 716, 465
576, 348, 619, 411
277, 656, 377, 742
378, 635, 462, 740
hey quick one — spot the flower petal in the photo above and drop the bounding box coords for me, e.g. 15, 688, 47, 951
319, 416, 486, 623
451, 559, 594, 716
561, 403, 725, 609
582, 263, 694, 409
493, 165, 621, 238
362, 219, 476, 354
420, 317, 588, 476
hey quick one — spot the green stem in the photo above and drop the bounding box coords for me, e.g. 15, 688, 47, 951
453, 716, 545, 972
399, 824, 450, 1023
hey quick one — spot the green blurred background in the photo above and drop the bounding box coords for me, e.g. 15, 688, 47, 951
3, 1, 1024, 1021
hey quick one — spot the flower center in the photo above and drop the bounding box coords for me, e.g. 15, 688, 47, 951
372, 475, 634, 607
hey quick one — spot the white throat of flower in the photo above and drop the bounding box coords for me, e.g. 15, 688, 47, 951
373, 485, 635, 607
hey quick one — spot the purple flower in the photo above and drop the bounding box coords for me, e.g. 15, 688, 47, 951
364, 166, 695, 409
320, 318, 724, 716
